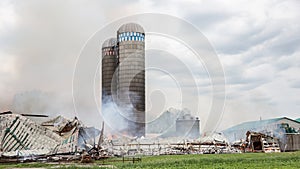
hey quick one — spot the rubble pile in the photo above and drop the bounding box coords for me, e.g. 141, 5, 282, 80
103, 132, 238, 156
0, 112, 101, 162
244, 131, 281, 153
1, 111, 293, 164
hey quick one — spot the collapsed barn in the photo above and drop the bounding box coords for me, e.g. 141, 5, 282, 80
0, 111, 100, 160
1, 110, 300, 164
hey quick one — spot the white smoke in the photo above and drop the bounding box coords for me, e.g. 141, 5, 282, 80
102, 92, 142, 138
11, 90, 73, 122
101, 96, 128, 133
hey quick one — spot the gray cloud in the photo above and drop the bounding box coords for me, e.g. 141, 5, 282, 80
289, 80, 300, 89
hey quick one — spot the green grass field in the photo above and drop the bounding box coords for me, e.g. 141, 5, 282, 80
1, 151, 300, 169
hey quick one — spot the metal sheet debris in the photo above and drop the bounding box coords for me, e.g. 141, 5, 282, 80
0, 112, 100, 159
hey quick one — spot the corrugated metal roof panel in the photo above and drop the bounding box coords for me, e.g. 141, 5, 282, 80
224, 117, 284, 132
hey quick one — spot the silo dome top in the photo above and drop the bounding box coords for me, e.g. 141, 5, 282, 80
102, 38, 117, 48
118, 23, 144, 33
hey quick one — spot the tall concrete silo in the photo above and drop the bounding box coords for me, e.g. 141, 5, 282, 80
101, 38, 118, 102
117, 23, 145, 137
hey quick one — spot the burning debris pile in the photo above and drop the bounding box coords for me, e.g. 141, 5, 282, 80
0, 111, 250, 163
2, 110, 300, 164
198, 132, 232, 154
230, 131, 285, 153
244, 131, 281, 153
41, 115, 100, 155
103, 132, 238, 156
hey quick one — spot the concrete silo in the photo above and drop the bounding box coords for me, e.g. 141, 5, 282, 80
117, 23, 145, 137
101, 38, 118, 102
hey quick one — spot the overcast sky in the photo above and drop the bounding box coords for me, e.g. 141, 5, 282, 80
0, 0, 299, 131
